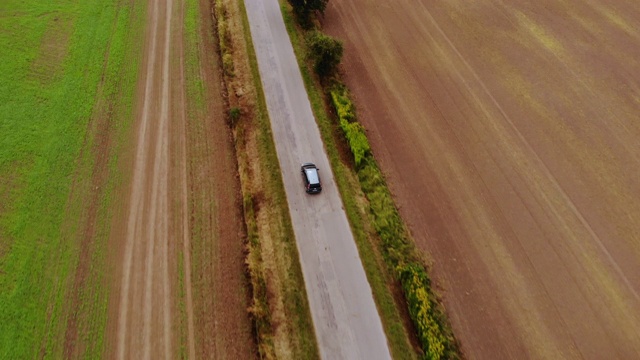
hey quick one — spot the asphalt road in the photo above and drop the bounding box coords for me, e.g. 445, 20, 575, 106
244, 0, 391, 359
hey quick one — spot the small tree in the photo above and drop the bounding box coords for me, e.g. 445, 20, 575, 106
288, 0, 329, 28
306, 31, 343, 78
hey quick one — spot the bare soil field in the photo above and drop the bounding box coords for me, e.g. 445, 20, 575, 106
104, 0, 254, 358
324, 0, 640, 358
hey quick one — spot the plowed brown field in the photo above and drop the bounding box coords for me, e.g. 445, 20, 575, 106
325, 1, 640, 358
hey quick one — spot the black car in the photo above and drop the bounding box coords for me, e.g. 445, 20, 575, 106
301, 163, 322, 194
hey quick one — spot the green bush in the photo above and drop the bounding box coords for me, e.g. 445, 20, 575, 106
229, 107, 241, 125
306, 31, 343, 78
288, 0, 329, 28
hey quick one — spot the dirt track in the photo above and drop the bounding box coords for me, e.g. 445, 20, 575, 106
325, 0, 640, 358
108, 0, 179, 358
105, 0, 254, 358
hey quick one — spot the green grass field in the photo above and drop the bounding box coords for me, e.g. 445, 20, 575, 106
0, 0, 143, 357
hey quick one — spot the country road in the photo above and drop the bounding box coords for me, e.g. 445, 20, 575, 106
244, 0, 392, 359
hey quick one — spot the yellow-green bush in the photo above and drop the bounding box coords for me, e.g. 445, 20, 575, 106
330, 85, 356, 121
330, 86, 370, 167
399, 263, 456, 360
341, 122, 369, 168
330, 84, 459, 359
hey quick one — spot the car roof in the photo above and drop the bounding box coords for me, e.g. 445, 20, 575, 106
304, 167, 320, 184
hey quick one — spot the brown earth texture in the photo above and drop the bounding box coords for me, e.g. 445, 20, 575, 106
104, 0, 254, 358
324, 0, 640, 359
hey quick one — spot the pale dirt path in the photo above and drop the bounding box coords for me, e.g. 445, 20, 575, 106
325, 0, 640, 358
114, 0, 175, 358
108, 0, 193, 358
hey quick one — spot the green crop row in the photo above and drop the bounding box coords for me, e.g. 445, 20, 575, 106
330, 85, 459, 360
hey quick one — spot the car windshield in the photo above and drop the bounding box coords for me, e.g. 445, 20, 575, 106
305, 168, 319, 184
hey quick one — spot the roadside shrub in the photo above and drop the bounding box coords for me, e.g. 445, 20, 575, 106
330, 86, 369, 167
229, 107, 241, 125
306, 31, 343, 78
329, 85, 355, 121
289, 0, 329, 15
288, 0, 329, 28
342, 122, 369, 168
329, 83, 459, 359
358, 161, 411, 264
399, 263, 457, 360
